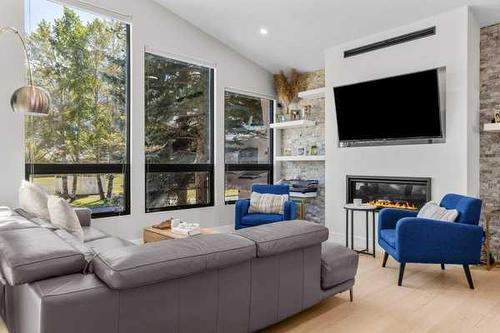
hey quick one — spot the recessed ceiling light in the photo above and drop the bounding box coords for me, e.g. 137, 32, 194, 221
259, 28, 268, 35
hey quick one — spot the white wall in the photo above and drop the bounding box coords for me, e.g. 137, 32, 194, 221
0, 0, 274, 240
324, 6, 480, 245
0, 0, 25, 209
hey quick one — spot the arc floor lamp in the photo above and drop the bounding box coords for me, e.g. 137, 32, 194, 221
0, 26, 50, 115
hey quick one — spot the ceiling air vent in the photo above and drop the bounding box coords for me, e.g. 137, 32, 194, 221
344, 26, 436, 58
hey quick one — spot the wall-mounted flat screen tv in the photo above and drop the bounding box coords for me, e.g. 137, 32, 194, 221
334, 68, 446, 147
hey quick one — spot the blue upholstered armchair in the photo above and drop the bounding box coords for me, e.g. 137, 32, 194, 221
378, 194, 483, 289
235, 184, 297, 230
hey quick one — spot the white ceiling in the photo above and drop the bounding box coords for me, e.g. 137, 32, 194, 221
155, 0, 500, 73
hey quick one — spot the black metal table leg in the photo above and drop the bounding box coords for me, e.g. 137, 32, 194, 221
345, 209, 349, 248
344, 204, 377, 257
372, 210, 376, 258
365, 211, 369, 252
350, 210, 354, 250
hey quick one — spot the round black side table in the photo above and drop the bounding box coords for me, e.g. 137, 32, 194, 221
344, 203, 377, 257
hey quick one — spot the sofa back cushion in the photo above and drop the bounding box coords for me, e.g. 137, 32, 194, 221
0, 228, 86, 285
93, 233, 256, 290
0, 213, 39, 232
236, 220, 329, 257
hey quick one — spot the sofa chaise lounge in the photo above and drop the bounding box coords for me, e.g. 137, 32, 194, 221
0, 209, 358, 333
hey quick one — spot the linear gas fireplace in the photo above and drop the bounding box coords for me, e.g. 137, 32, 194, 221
346, 176, 431, 210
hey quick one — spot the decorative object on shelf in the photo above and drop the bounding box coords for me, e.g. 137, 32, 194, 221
302, 105, 312, 120
297, 146, 305, 156
283, 147, 292, 156
280, 179, 319, 198
277, 114, 287, 123
273, 69, 306, 114
494, 105, 500, 123
291, 109, 301, 120
309, 145, 318, 156
0, 26, 51, 115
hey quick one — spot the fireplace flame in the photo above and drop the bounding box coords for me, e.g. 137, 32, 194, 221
368, 200, 417, 210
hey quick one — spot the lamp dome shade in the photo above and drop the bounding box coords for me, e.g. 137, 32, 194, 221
10, 85, 51, 116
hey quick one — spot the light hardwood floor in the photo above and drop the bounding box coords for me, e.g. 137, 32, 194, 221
266, 255, 500, 333
1, 255, 499, 333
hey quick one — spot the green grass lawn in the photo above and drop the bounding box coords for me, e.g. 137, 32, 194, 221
72, 195, 108, 208
33, 174, 124, 209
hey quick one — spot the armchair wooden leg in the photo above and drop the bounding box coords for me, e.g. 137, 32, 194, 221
463, 265, 474, 290
441, 264, 445, 270
349, 288, 353, 302
382, 252, 389, 268
398, 263, 406, 286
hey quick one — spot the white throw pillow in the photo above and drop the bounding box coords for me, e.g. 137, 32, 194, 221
18, 180, 50, 220
248, 192, 289, 215
47, 195, 84, 241
417, 201, 458, 222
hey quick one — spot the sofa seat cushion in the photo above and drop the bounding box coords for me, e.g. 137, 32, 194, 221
82, 226, 110, 243
54, 229, 93, 258
93, 233, 256, 290
241, 213, 284, 226
379, 229, 396, 248
86, 237, 134, 254
0, 228, 86, 285
236, 220, 329, 257
321, 242, 359, 290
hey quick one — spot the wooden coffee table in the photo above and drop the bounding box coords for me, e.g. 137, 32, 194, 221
143, 226, 216, 243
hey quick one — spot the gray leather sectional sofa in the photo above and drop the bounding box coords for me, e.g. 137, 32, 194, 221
0, 209, 359, 333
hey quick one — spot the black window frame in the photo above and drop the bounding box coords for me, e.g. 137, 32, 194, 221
224, 90, 274, 204
144, 53, 215, 213
25, 24, 132, 219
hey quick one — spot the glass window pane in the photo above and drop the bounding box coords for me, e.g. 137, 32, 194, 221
26, 0, 129, 165
145, 53, 212, 165
224, 91, 273, 203
146, 172, 211, 211
30, 173, 126, 214
25, 0, 130, 217
144, 52, 214, 212
225, 170, 270, 201
224, 91, 272, 164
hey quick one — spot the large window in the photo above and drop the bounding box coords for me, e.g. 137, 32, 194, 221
25, 0, 130, 217
224, 91, 273, 203
145, 52, 214, 212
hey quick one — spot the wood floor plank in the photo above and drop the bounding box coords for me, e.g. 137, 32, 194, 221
265, 255, 500, 333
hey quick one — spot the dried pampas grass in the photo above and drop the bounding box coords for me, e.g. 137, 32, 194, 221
273, 69, 306, 114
